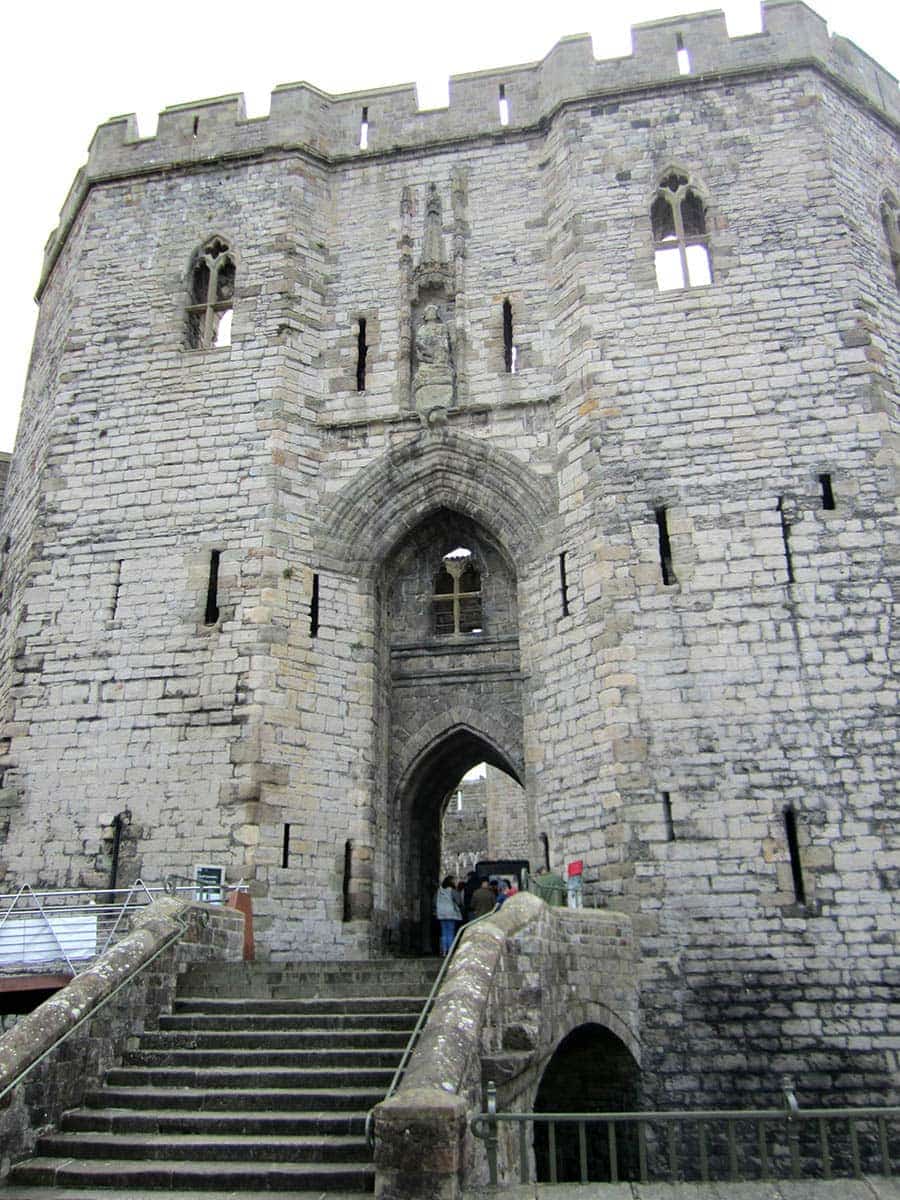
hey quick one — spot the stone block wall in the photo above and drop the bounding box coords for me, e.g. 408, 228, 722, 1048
442, 777, 488, 878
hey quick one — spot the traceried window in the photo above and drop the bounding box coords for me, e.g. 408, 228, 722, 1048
651, 171, 712, 290
881, 190, 900, 291
433, 547, 483, 637
186, 237, 236, 349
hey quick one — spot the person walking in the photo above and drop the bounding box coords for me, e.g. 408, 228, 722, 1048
530, 865, 567, 907
435, 876, 462, 955
469, 876, 496, 918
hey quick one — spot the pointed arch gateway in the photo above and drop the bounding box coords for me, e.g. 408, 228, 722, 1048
394, 712, 524, 951
317, 430, 555, 951
317, 429, 554, 577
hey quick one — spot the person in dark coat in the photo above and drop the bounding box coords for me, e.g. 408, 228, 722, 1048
469, 877, 496, 918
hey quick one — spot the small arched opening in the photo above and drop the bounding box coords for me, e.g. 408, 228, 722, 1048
534, 1023, 642, 1182
394, 726, 523, 953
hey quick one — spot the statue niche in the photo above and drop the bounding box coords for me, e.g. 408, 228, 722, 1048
410, 183, 456, 424
413, 305, 454, 425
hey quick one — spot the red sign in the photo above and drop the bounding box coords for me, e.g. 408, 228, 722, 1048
567, 860, 583, 877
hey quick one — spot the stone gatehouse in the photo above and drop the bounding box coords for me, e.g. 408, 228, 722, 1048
0, 0, 896, 1113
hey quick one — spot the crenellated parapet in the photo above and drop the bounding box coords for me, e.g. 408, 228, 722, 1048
37, 0, 899, 297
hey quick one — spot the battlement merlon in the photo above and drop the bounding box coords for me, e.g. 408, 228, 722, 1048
37, 0, 899, 299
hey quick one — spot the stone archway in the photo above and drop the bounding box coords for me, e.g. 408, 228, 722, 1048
316, 430, 555, 952
316, 429, 555, 579
393, 722, 523, 952
380, 504, 528, 952
534, 1023, 642, 1182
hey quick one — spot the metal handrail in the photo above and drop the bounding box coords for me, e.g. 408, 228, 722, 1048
471, 1080, 900, 1185
0, 880, 248, 975
0, 908, 190, 1103
0, 881, 249, 904
364, 908, 499, 1148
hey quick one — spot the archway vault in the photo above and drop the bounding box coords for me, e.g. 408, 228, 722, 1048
391, 714, 529, 953
394, 708, 524, 800
316, 428, 557, 577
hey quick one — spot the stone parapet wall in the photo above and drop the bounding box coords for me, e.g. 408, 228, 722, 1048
374, 894, 637, 1198
0, 897, 244, 1180
37, 3, 900, 299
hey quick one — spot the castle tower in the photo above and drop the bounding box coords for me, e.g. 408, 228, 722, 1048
0, 2, 896, 1109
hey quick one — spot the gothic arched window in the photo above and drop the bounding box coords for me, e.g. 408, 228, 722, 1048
881, 190, 900, 291
433, 548, 483, 637
651, 170, 712, 290
186, 236, 236, 349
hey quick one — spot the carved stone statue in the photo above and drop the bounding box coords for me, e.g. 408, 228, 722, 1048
421, 184, 445, 266
413, 304, 453, 425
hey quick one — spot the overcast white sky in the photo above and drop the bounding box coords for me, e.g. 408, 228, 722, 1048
2, 0, 897, 452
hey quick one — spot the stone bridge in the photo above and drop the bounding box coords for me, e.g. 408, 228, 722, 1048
373, 893, 638, 1199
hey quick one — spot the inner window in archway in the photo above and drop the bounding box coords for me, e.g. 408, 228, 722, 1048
433, 547, 482, 636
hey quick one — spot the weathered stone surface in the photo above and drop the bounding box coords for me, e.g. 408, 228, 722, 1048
374, 895, 638, 1195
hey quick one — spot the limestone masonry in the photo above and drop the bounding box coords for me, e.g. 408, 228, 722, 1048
0, 0, 897, 1111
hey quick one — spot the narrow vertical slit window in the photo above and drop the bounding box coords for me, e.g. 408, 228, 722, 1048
192, 115, 199, 139
310, 573, 320, 638
359, 106, 369, 150
356, 318, 368, 392
662, 792, 675, 842
111, 560, 122, 621
540, 832, 550, 872
783, 806, 806, 904
502, 299, 516, 373
204, 550, 221, 625
777, 497, 794, 583
655, 507, 677, 586
819, 473, 835, 511
498, 84, 509, 127
559, 552, 570, 616
342, 839, 353, 921
0, 535, 10, 603
281, 824, 291, 869
676, 33, 692, 75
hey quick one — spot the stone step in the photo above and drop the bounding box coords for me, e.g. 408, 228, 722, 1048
1, 1190, 372, 1200
83, 1085, 385, 1112
105, 1065, 394, 1089
178, 959, 439, 1000
7, 1159, 374, 1192
158, 1010, 417, 1032
122, 1047, 402, 1069
122, 1046, 400, 1065
34, 1132, 371, 1164
3, 961, 435, 1197
172, 995, 426, 1015
62, 1108, 367, 1137
140, 1028, 410, 1050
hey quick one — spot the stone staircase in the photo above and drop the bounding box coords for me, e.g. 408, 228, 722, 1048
3, 958, 439, 1199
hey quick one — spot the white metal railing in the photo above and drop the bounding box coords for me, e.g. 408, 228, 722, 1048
0, 878, 246, 976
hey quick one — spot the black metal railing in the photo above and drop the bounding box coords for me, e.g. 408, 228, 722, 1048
471, 1081, 899, 1186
